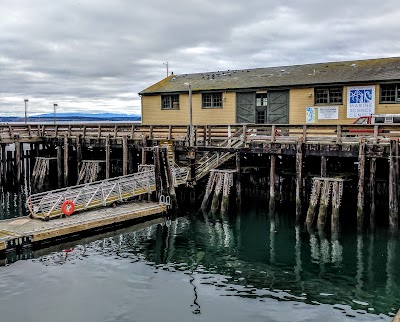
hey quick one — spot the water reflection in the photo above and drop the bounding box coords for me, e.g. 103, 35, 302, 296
2, 209, 400, 319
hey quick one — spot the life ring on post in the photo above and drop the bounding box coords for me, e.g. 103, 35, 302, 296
61, 200, 75, 216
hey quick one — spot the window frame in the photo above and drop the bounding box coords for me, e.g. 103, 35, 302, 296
380, 84, 400, 103
314, 87, 343, 105
202, 92, 223, 109
161, 94, 180, 110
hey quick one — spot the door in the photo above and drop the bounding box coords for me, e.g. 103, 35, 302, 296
267, 91, 289, 124
236, 92, 256, 123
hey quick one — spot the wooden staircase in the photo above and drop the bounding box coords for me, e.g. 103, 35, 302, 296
195, 128, 244, 181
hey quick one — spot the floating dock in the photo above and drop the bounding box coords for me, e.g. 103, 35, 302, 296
0, 201, 166, 252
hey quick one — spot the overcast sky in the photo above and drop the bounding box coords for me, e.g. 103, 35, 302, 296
1, 0, 400, 116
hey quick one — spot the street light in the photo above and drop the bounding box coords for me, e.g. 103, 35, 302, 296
53, 103, 58, 125
184, 82, 193, 147
24, 99, 28, 124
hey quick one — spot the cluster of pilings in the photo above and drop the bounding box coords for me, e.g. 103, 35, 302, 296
201, 170, 235, 214
305, 178, 344, 234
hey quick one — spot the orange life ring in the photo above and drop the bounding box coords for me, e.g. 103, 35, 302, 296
61, 200, 75, 216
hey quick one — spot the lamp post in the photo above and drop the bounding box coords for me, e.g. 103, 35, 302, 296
53, 103, 58, 125
24, 99, 28, 124
185, 83, 193, 147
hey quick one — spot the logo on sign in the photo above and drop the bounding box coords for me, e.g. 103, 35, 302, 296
349, 89, 373, 104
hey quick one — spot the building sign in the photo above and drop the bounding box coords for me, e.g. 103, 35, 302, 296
318, 106, 338, 120
306, 107, 316, 123
347, 86, 375, 118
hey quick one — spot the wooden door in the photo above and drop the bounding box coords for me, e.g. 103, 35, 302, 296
236, 92, 256, 123
267, 91, 289, 124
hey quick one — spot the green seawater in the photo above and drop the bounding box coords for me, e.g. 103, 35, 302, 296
0, 202, 398, 321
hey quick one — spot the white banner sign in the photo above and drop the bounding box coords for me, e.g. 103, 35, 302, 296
318, 106, 338, 120
347, 86, 375, 118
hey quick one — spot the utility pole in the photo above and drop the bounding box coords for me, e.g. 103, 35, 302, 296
163, 62, 169, 77
24, 99, 28, 124
53, 103, 58, 125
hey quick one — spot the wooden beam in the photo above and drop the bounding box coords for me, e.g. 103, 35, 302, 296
321, 156, 327, 177
236, 152, 241, 207
57, 146, 62, 188
105, 135, 110, 179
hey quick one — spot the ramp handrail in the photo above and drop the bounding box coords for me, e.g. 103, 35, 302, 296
28, 165, 189, 220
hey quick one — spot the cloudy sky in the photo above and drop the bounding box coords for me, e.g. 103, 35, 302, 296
1, 0, 400, 116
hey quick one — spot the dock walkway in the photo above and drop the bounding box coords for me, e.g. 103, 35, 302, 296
0, 201, 166, 252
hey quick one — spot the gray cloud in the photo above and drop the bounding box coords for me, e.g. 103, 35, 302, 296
1, 0, 399, 116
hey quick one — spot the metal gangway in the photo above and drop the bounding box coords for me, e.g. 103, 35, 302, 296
28, 165, 189, 221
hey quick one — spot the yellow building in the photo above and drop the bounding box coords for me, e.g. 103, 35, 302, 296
139, 57, 400, 125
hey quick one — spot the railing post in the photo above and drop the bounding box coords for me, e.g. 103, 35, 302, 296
336, 125, 342, 144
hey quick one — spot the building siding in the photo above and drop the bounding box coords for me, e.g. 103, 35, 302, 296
142, 92, 236, 125
142, 84, 400, 125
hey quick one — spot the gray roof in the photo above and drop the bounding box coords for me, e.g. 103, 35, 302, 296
139, 57, 400, 95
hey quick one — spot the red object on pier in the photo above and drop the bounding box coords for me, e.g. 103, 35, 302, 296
61, 200, 75, 216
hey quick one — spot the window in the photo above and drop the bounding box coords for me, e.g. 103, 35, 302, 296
202, 93, 223, 108
256, 93, 268, 107
161, 95, 179, 109
380, 84, 400, 103
314, 87, 343, 105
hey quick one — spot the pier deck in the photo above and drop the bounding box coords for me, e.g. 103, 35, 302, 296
0, 201, 166, 252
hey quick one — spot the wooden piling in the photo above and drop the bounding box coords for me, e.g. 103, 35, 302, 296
295, 139, 303, 219
163, 147, 177, 209
57, 146, 62, 188
201, 172, 216, 210
321, 156, 327, 177
331, 181, 341, 234
76, 136, 82, 173
220, 172, 232, 215
122, 136, 128, 176
211, 173, 223, 214
357, 140, 366, 229
15, 141, 21, 184
269, 154, 276, 210
317, 180, 330, 232
105, 135, 110, 179
235, 152, 241, 207
369, 157, 376, 228
63, 136, 68, 186
153, 146, 162, 198
306, 179, 322, 229
389, 139, 399, 230
141, 135, 147, 165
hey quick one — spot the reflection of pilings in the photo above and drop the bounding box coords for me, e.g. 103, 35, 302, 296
356, 235, 364, 292
386, 237, 397, 298
331, 239, 343, 265
306, 180, 321, 229
294, 226, 303, 285
269, 214, 276, 264
309, 233, 320, 264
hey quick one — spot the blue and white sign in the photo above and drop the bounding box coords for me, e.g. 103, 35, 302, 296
347, 86, 375, 118
306, 107, 316, 123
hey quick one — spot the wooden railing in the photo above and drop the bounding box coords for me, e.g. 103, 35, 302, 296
1, 123, 400, 145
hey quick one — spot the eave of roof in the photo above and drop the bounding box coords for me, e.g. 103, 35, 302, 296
139, 57, 400, 95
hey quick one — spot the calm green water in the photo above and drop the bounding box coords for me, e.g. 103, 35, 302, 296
0, 204, 398, 322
